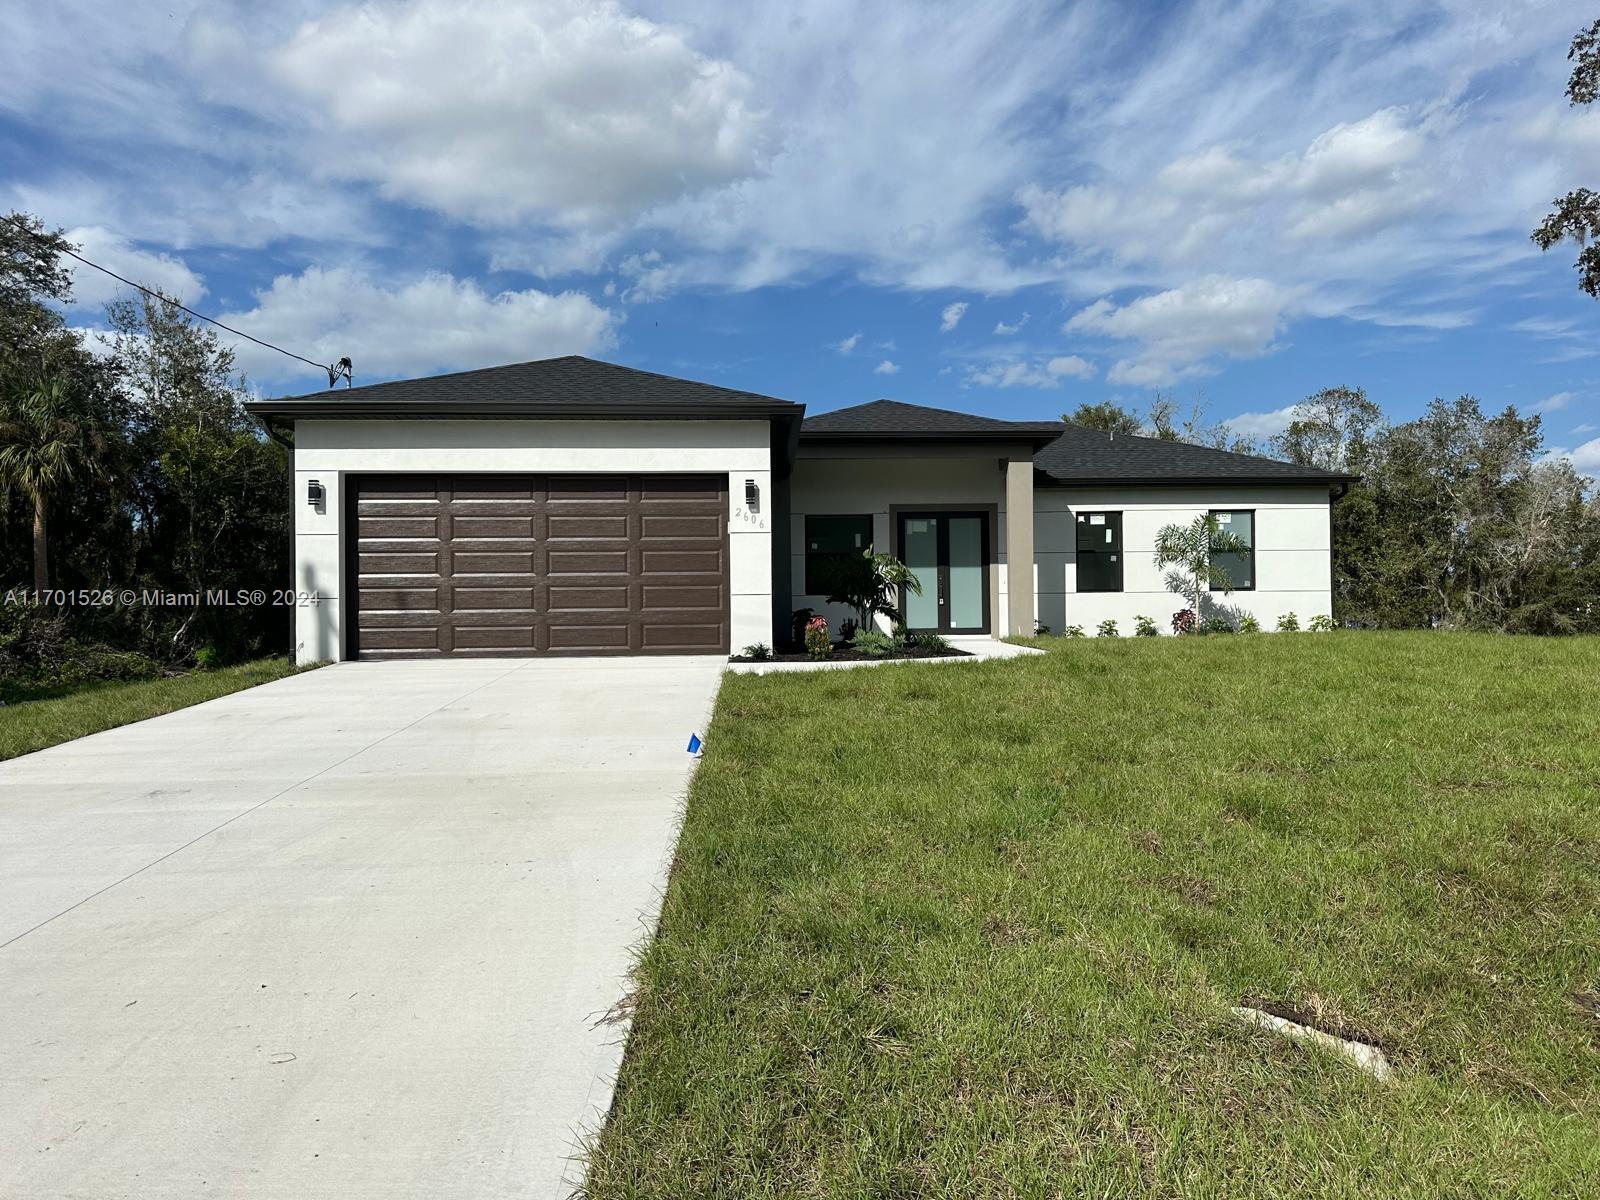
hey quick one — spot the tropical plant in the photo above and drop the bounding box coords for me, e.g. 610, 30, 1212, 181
1063, 624, 1086, 638
0, 374, 115, 590
1238, 614, 1262, 633
902, 630, 952, 653
1170, 609, 1197, 635
1277, 612, 1301, 633
1153, 513, 1251, 627
1308, 614, 1336, 632
1199, 616, 1234, 635
1096, 618, 1119, 638
1133, 614, 1158, 637
822, 549, 920, 633
741, 642, 772, 661
851, 628, 896, 657
804, 616, 832, 659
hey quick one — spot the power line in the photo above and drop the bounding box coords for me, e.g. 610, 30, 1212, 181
2, 213, 352, 388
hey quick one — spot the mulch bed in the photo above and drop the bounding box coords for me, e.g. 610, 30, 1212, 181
729, 645, 972, 664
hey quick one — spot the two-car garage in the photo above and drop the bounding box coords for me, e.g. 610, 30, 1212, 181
249, 355, 797, 665
351, 473, 730, 659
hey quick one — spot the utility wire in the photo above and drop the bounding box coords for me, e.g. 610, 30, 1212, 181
3, 212, 352, 387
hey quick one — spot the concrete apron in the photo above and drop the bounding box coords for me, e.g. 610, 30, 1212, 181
0, 656, 724, 1199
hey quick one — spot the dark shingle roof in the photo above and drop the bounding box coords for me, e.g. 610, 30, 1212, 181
245, 355, 802, 420
1034, 423, 1353, 485
801, 399, 1065, 442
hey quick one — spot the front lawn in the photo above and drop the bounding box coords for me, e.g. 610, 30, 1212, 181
586, 632, 1600, 1197
0, 657, 303, 761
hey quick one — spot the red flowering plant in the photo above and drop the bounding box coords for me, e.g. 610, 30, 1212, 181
804, 615, 832, 660
1171, 609, 1197, 635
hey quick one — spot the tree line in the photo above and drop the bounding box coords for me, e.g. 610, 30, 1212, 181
1066, 388, 1600, 635
1, 213, 288, 680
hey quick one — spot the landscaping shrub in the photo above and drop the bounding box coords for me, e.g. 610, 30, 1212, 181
902, 630, 953, 653
1096, 618, 1119, 638
804, 616, 832, 659
1034, 620, 1052, 635
1170, 609, 1197, 635
741, 643, 772, 661
1277, 612, 1301, 632
1133, 614, 1158, 637
1308, 613, 1337, 632
851, 629, 896, 657
1238, 614, 1262, 633
1063, 624, 1086, 638
1199, 615, 1234, 635
789, 608, 815, 648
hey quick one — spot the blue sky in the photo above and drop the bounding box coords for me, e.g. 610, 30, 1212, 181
3, 0, 1597, 468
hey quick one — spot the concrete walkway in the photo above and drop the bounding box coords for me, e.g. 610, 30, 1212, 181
0, 657, 723, 1199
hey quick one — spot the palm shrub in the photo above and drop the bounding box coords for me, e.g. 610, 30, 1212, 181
1152, 514, 1251, 631
1134, 614, 1159, 637
821, 549, 920, 634
0, 374, 116, 591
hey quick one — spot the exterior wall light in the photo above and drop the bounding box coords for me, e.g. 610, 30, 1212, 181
744, 478, 759, 512
307, 479, 325, 508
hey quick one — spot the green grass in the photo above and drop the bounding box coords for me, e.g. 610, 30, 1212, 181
586, 632, 1600, 1198
0, 657, 303, 761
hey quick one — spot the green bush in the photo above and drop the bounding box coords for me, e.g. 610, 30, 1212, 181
1133, 615, 1158, 637
851, 629, 897, 657
1238, 614, 1262, 633
804, 617, 833, 660
1096, 618, 1119, 638
902, 630, 953, 653
1277, 612, 1301, 633
1063, 625, 1086, 638
1308, 613, 1337, 632
741, 643, 772, 661
1199, 616, 1234, 635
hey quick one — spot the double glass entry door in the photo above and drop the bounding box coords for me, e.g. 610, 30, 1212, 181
897, 511, 989, 634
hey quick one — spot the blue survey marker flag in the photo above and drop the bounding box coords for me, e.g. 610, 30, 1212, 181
686, 733, 703, 755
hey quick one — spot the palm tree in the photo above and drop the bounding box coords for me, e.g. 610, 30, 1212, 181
0, 376, 110, 591
1152, 513, 1251, 627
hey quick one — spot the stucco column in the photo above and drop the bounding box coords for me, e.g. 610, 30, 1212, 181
1005, 458, 1035, 637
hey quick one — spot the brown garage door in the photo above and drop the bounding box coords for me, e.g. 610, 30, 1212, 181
350, 474, 729, 658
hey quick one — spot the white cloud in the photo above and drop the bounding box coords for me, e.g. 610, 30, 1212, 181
963, 354, 1094, 389
1551, 437, 1600, 477
1534, 391, 1574, 414
873, 359, 900, 375
1571, 423, 1598, 436
270, 0, 766, 226
993, 313, 1029, 335
834, 332, 862, 354
1225, 404, 1305, 441
1064, 276, 1289, 384
218, 266, 618, 387
64, 226, 206, 307
1045, 354, 1094, 380
939, 302, 968, 332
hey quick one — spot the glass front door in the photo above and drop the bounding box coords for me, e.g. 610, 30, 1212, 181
896, 512, 990, 633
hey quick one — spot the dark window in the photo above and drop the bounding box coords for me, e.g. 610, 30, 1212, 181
1075, 511, 1123, 592
1209, 510, 1255, 590
805, 515, 874, 594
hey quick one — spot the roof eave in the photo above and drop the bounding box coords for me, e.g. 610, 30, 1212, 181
801, 429, 1064, 449
244, 399, 803, 421
1036, 471, 1358, 487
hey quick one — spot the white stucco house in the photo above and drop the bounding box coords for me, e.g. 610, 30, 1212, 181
246, 356, 1352, 663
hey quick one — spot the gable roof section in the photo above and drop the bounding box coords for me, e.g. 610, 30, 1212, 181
801, 399, 1065, 445
245, 355, 804, 421
1034, 423, 1353, 485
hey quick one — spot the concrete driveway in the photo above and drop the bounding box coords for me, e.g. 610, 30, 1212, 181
0, 657, 724, 1199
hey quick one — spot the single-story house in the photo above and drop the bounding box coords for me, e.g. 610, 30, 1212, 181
245, 356, 1352, 663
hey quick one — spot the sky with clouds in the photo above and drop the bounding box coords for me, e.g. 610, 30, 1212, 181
3, 0, 1597, 471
